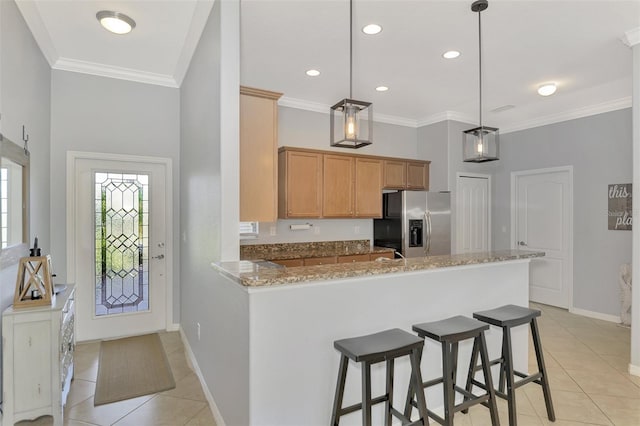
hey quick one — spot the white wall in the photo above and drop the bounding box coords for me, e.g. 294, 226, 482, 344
0, 0, 51, 255
180, 0, 246, 424
493, 109, 632, 317
49, 70, 181, 321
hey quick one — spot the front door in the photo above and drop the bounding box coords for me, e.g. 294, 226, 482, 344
70, 154, 170, 341
512, 167, 573, 308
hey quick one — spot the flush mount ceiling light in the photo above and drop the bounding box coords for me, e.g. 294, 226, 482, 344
443, 50, 461, 59
375, 86, 389, 92
463, 0, 499, 163
362, 24, 382, 35
96, 10, 136, 35
537, 83, 557, 96
306, 69, 321, 77
330, 0, 373, 149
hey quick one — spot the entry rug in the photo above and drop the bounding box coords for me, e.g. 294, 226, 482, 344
94, 333, 176, 405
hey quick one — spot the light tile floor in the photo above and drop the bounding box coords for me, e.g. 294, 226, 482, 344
15, 331, 217, 426
12, 304, 640, 425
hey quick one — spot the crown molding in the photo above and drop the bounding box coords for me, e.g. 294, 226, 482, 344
417, 111, 475, 127
278, 96, 418, 127
15, 0, 59, 67
53, 58, 179, 88
501, 97, 632, 134
623, 27, 640, 47
174, 0, 215, 87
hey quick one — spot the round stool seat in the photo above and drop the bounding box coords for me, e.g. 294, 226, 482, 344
473, 304, 541, 327
412, 315, 489, 343
334, 328, 424, 362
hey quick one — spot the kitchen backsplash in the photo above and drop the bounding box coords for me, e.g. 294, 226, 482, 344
240, 240, 371, 260
241, 219, 373, 245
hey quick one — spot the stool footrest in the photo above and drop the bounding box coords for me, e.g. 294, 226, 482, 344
337, 394, 388, 417
513, 371, 543, 389
422, 376, 445, 388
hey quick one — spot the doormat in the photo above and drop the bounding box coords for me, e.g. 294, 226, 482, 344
94, 333, 175, 405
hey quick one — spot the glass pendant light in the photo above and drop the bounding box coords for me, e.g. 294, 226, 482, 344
463, 0, 499, 162
330, 0, 373, 149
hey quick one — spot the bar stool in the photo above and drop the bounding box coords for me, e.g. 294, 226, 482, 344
405, 316, 499, 426
331, 328, 429, 426
469, 305, 555, 426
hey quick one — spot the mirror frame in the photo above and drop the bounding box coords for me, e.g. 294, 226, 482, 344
0, 136, 30, 269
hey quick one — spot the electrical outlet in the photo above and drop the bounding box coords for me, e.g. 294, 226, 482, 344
197, 322, 201, 341
270, 226, 276, 236
314, 225, 320, 235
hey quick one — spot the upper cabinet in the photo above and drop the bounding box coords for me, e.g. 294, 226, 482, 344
278, 149, 323, 218
239, 86, 283, 222
383, 159, 430, 190
278, 147, 429, 219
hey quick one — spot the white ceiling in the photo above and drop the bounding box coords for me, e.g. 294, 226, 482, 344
17, 0, 640, 132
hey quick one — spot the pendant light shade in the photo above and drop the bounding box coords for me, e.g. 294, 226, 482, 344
330, 0, 373, 149
463, 0, 499, 163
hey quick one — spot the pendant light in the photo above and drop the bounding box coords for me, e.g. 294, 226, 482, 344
463, 0, 499, 163
330, 0, 373, 149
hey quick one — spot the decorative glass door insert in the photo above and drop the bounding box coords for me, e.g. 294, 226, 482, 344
94, 172, 149, 316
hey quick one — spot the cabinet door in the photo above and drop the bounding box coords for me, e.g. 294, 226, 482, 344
271, 259, 304, 267
279, 151, 323, 218
240, 87, 282, 222
407, 161, 429, 190
383, 160, 406, 189
14, 321, 52, 413
338, 254, 371, 263
355, 158, 383, 217
323, 155, 354, 217
370, 252, 395, 260
304, 256, 337, 266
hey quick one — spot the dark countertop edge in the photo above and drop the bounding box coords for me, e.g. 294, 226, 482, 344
213, 250, 545, 288
241, 246, 396, 261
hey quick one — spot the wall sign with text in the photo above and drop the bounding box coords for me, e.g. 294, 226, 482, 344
608, 183, 632, 230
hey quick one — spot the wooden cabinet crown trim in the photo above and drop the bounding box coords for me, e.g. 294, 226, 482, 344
240, 85, 283, 100
278, 146, 431, 165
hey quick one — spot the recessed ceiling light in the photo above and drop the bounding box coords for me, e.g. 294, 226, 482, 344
375, 86, 389, 92
443, 50, 461, 59
362, 24, 382, 35
537, 83, 557, 96
96, 10, 136, 35
306, 69, 321, 77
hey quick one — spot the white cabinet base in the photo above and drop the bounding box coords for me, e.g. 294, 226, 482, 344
2, 285, 75, 426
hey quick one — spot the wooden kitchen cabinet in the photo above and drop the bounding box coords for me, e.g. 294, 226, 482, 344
278, 149, 323, 218
304, 256, 337, 266
240, 86, 283, 222
271, 259, 304, 267
337, 254, 371, 263
383, 160, 407, 189
323, 155, 354, 217
354, 158, 383, 217
406, 161, 429, 190
370, 251, 395, 260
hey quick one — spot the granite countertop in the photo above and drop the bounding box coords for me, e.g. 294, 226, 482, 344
213, 250, 545, 288
240, 240, 395, 261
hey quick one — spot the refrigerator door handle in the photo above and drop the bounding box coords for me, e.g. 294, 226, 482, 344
424, 211, 432, 256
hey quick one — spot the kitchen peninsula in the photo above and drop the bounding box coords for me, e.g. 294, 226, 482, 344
209, 250, 543, 426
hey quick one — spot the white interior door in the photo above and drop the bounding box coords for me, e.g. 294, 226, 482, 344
456, 174, 490, 254
512, 167, 573, 308
69, 155, 170, 341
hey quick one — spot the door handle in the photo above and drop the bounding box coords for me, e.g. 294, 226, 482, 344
518, 241, 527, 246
152, 254, 165, 260
424, 211, 432, 256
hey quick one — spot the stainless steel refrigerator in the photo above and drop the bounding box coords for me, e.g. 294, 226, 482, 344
373, 191, 451, 258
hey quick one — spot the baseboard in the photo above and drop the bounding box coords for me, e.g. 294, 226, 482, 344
569, 307, 621, 323
178, 326, 226, 426
166, 323, 180, 332
630, 363, 640, 377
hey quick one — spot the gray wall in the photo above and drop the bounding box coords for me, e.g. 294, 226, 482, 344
1, 0, 51, 255
493, 109, 633, 316
180, 1, 247, 424
417, 120, 449, 191
244, 106, 418, 246
49, 70, 181, 321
